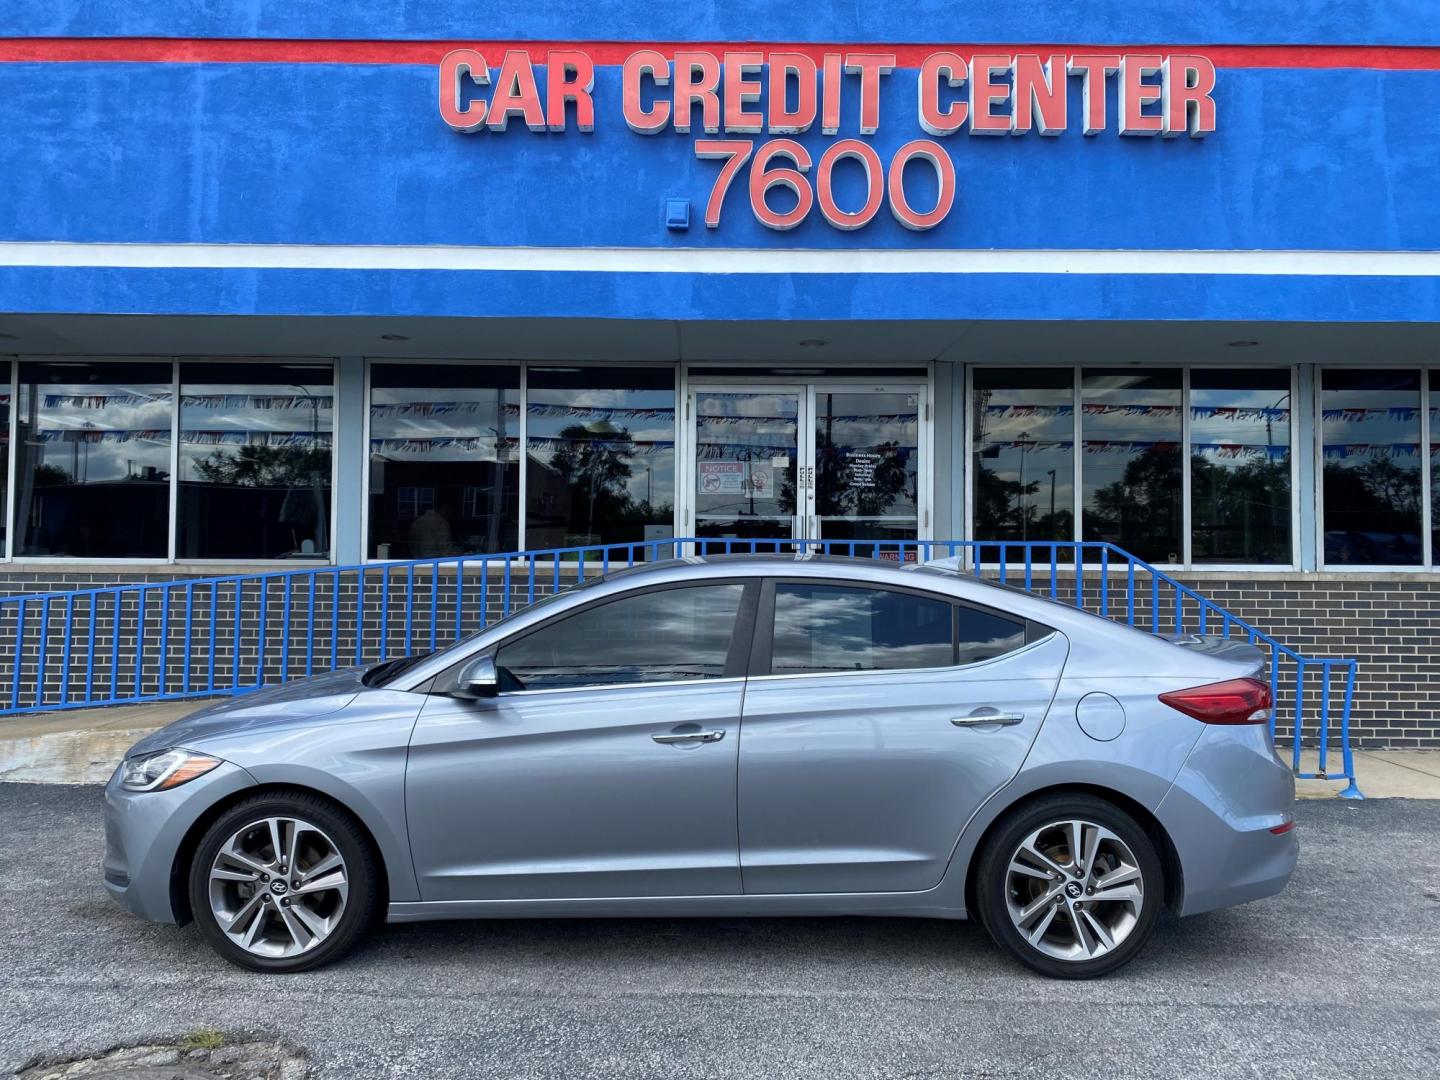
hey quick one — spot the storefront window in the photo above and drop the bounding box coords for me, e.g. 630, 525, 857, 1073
0, 361, 11, 553
1431, 371, 1440, 566
14, 360, 172, 558
525, 367, 675, 550
1190, 369, 1292, 564
971, 369, 1074, 542
1321, 369, 1423, 565
368, 363, 520, 559
1080, 369, 1182, 562
177, 362, 333, 560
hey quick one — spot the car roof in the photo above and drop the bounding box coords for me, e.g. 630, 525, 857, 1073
600, 552, 953, 581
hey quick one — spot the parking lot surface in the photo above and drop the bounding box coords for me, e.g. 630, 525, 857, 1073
2, 784, 1437, 1079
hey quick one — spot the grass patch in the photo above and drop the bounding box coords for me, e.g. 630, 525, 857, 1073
180, 1028, 226, 1051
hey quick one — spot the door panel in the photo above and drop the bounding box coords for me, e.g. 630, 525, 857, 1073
407, 681, 744, 900
691, 388, 802, 541
737, 633, 1069, 895
812, 388, 924, 550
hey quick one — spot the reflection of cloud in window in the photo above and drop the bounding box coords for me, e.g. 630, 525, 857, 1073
35, 383, 172, 483
499, 587, 740, 686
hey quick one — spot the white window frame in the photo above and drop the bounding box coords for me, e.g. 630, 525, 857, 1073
1315, 365, 1432, 572
5, 355, 340, 567
361, 359, 683, 563
964, 362, 1302, 573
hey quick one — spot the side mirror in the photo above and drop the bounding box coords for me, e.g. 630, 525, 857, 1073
456, 656, 500, 700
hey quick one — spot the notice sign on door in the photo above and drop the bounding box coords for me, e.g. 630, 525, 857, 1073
699, 461, 746, 494
846, 451, 882, 488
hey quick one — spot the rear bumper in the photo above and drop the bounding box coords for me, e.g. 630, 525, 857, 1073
103, 758, 256, 923
1156, 724, 1298, 917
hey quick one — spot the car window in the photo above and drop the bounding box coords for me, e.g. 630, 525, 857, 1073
769, 584, 953, 674
494, 583, 745, 691
955, 605, 1027, 665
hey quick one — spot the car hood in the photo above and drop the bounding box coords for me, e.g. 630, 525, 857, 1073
125, 667, 369, 758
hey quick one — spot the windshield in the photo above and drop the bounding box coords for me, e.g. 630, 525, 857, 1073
369, 571, 611, 687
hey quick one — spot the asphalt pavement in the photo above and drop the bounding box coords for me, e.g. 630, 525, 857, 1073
2, 784, 1437, 1079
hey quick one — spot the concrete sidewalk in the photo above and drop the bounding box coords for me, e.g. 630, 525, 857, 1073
0, 699, 1436, 798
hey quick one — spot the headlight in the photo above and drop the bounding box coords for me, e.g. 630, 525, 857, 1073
121, 748, 222, 792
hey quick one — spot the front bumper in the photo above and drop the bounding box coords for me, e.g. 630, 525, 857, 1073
1156, 724, 1299, 917
103, 758, 257, 923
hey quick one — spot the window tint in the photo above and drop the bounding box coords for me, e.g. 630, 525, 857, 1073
368, 362, 520, 559
972, 368, 1075, 543
15, 360, 172, 558
955, 606, 1027, 665
770, 584, 953, 674
495, 583, 744, 690
1081, 369, 1183, 563
177, 361, 333, 560
1321, 369, 1422, 565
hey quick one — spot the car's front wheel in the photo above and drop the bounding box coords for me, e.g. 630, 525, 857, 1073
974, 793, 1164, 979
188, 791, 379, 972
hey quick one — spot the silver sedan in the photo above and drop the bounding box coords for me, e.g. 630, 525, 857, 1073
103, 555, 1296, 979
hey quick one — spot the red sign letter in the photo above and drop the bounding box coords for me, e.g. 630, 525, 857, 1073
968, 54, 1012, 134
1012, 54, 1067, 135
1119, 54, 1164, 136
768, 52, 817, 134
546, 50, 594, 132
1067, 55, 1119, 135
723, 51, 764, 133
673, 51, 721, 134
820, 53, 843, 135
918, 52, 968, 136
1162, 55, 1217, 138
486, 50, 545, 131
623, 50, 671, 134
844, 53, 896, 135
438, 49, 488, 132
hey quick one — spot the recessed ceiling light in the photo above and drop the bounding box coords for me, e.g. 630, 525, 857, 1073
380, 333, 409, 342
798, 339, 828, 347
1227, 340, 1260, 348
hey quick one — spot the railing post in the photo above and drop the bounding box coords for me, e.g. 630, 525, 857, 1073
1338, 662, 1363, 799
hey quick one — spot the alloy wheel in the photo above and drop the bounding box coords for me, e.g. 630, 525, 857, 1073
1003, 818, 1145, 962
207, 816, 350, 958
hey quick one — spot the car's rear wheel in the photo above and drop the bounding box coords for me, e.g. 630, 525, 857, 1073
974, 793, 1163, 979
188, 792, 379, 972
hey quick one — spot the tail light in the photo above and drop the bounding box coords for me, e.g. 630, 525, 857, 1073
1158, 677, 1271, 725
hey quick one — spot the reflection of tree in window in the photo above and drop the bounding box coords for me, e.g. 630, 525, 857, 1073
1321, 369, 1422, 565
546, 423, 638, 541
1084, 445, 1183, 558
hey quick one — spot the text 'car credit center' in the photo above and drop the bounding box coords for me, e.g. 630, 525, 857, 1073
0, 1, 1438, 748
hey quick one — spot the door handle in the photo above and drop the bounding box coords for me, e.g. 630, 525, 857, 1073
951, 712, 1025, 727
652, 729, 726, 744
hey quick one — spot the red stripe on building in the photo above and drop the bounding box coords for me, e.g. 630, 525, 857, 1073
1, 38, 1439, 69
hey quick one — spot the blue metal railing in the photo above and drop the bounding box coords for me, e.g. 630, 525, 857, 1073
0, 538, 1361, 798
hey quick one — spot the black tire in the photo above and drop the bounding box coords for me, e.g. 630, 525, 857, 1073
973, 793, 1164, 979
188, 791, 380, 973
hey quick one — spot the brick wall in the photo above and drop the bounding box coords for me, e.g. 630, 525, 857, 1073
0, 565, 1433, 749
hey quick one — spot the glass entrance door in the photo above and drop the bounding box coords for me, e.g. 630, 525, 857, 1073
690, 388, 803, 541
812, 387, 924, 548
686, 381, 928, 545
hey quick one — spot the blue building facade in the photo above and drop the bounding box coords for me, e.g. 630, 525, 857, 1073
0, 3, 1438, 743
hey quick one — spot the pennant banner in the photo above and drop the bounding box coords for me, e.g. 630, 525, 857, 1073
1190, 406, 1289, 422
36, 428, 170, 443
181, 430, 331, 447
1322, 443, 1422, 460
982, 404, 1074, 418
1322, 407, 1419, 422
43, 392, 171, 409
182, 393, 334, 411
